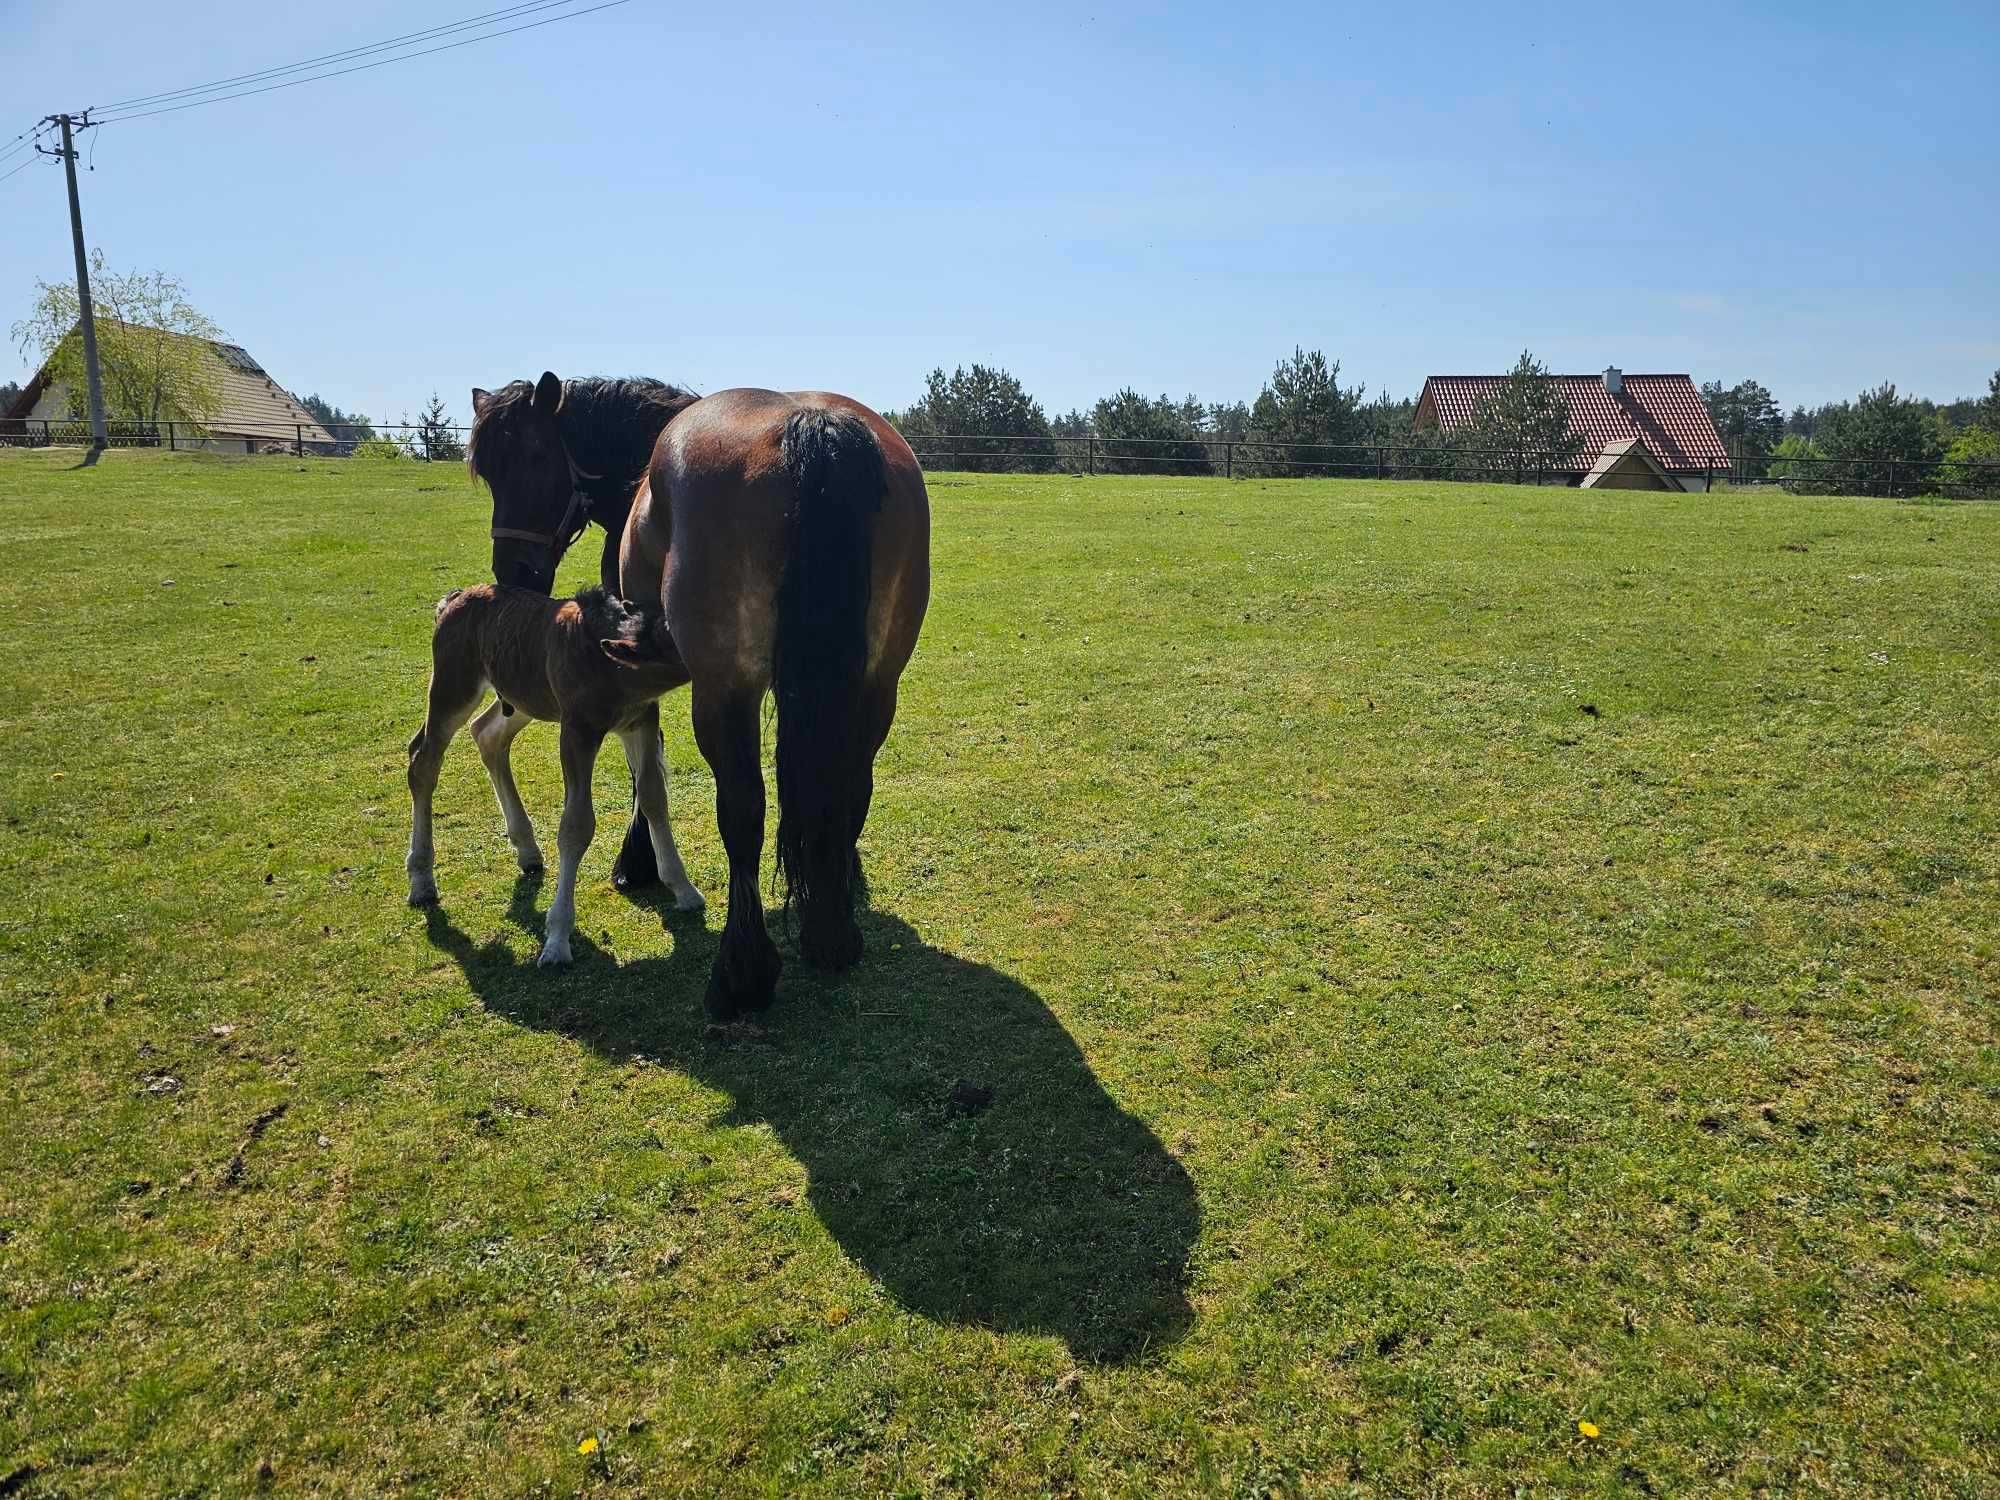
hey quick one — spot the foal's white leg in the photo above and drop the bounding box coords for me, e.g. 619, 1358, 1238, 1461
539, 722, 603, 966
472, 698, 542, 873
618, 719, 706, 912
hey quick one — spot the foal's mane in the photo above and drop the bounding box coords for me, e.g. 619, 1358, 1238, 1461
468, 375, 700, 524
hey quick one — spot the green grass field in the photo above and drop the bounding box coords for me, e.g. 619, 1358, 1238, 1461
1, 449, 1995, 1497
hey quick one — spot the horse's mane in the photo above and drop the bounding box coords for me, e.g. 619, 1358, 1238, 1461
469, 375, 700, 521
557, 378, 700, 501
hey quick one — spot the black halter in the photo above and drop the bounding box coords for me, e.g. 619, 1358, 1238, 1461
488, 447, 603, 562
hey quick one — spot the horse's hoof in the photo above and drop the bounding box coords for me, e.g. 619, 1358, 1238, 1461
537, 936, 572, 967
516, 851, 544, 875
672, 884, 707, 914
800, 919, 863, 972
704, 943, 781, 1019
702, 976, 742, 1021
703, 976, 775, 1020
407, 883, 439, 908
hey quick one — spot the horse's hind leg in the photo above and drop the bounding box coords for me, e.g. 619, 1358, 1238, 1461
691, 685, 781, 1017
406, 671, 486, 906
472, 699, 542, 873
538, 720, 605, 967
617, 705, 704, 912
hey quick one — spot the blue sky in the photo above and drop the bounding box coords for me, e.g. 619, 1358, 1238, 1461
3, 0, 1995, 426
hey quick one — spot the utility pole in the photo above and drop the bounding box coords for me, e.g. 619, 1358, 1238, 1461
41, 112, 107, 451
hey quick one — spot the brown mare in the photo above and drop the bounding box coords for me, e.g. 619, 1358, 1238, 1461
466, 373, 931, 1017
405, 585, 702, 964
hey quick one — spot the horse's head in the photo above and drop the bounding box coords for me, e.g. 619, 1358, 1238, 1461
467, 371, 578, 595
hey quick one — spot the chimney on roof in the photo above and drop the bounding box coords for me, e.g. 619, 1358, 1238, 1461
1603, 366, 1624, 397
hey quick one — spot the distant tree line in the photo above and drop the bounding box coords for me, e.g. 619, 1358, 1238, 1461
884, 353, 1999, 491
300, 393, 376, 452
298, 391, 469, 461
883, 350, 1424, 478
1739, 372, 2000, 492
884, 348, 1589, 479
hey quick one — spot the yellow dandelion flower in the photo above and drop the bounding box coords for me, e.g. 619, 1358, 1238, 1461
1577, 1421, 1599, 1439
578, 1437, 600, 1455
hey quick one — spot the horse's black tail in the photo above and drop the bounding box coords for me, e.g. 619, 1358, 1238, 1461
773, 406, 884, 968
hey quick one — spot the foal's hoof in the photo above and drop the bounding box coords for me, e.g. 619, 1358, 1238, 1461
537, 934, 573, 967
407, 881, 439, 908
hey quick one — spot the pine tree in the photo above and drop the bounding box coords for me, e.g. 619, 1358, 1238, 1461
1466, 350, 1583, 476
1699, 379, 1783, 457
888, 365, 1055, 471
1247, 348, 1365, 477
404, 392, 465, 462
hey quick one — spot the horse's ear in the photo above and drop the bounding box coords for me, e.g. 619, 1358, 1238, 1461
599, 635, 659, 669
471, 387, 492, 415
534, 371, 562, 416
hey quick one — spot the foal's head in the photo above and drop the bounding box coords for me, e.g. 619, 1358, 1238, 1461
467, 372, 576, 595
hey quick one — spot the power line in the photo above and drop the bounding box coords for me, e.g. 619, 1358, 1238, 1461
92, 0, 591, 115
0, 124, 46, 167
0, 123, 55, 183
90, 0, 635, 126
0, 152, 49, 186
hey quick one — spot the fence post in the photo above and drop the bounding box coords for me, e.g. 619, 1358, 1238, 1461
1886, 459, 1897, 499
1225, 440, 1233, 480
295, 424, 303, 458
1087, 435, 1096, 476
1375, 446, 1383, 480
167, 421, 175, 452
1705, 464, 1713, 493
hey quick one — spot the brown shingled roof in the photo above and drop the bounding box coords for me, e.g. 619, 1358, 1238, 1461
3, 320, 334, 444
1415, 373, 1730, 473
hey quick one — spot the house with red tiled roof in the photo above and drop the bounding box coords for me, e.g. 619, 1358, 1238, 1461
1414, 368, 1732, 491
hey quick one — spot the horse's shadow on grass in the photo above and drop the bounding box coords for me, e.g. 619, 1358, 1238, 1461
424, 881, 1197, 1364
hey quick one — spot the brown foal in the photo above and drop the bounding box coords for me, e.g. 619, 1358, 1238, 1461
405, 584, 704, 965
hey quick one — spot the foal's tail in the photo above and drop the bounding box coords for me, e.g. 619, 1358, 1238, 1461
772, 406, 884, 965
